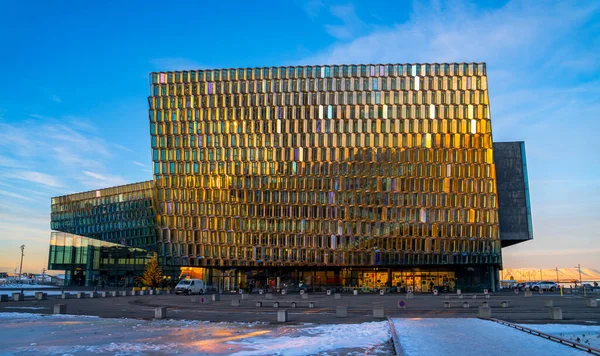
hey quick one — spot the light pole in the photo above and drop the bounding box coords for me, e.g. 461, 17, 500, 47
18, 245, 25, 282
555, 267, 559, 284
539, 269, 543, 281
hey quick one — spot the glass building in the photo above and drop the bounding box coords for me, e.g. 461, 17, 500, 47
49, 63, 532, 292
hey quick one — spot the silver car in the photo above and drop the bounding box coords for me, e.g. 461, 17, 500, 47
531, 281, 558, 291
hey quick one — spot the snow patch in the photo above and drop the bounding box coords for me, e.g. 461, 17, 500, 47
392, 318, 588, 356
229, 321, 391, 356
519, 323, 600, 350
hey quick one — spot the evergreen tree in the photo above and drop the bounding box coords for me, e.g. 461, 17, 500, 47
139, 255, 163, 288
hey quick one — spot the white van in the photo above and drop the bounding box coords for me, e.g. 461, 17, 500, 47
175, 279, 206, 295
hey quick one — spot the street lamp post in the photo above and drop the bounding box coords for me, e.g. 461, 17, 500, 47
18, 245, 25, 282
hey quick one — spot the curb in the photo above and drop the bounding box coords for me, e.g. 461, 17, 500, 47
387, 317, 405, 356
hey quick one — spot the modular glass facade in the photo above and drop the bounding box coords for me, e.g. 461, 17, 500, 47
50, 63, 525, 292
48, 232, 153, 287
148, 63, 500, 273
51, 181, 156, 251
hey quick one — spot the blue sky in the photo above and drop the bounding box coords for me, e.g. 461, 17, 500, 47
0, 0, 598, 273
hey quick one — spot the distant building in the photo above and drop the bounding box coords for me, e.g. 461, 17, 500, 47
49, 63, 532, 291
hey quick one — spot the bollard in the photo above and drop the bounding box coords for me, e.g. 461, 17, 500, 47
472, 295, 477, 300
281, 289, 286, 296
481, 301, 488, 308
458, 295, 464, 300
61, 292, 71, 299
155, 290, 162, 295
524, 291, 533, 298
265, 293, 273, 300
273, 302, 280, 308
108, 291, 117, 297
89, 292, 99, 298
478, 306, 492, 318
277, 310, 288, 322
53, 304, 67, 314
154, 307, 167, 319
191, 296, 204, 303
501, 301, 509, 308
256, 301, 262, 307
587, 298, 597, 307
380, 290, 385, 296
99, 291, 108, 298
77, 292, 86, 299
463, 302, 470, 308
327, 289, 331, 296
301, 293, 309, 299
334, 293, 341, 300
231, 299, 240, 307
35, 292, 47, 301
309, 301, 316, 308
549, 307, 563, 320
212, 294, 221, 301
119, 291, 128, 297
406, 292, 414, 300
444, 301, 450, 308
485, 294, 490, 299
336, 306, 348, 317
373, 306, 385, 318
148, 290, 154, 295
353, 290, 358, 296
544, 300, 554, 307
0, 295, 8, 302
291, 302, 297, 308
12, 293, 24, 302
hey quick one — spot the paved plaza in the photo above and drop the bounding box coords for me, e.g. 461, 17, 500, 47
1, 289, 599, 325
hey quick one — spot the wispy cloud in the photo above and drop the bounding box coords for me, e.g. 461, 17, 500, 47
324, 4, 367, 40
0, 190, 34, 201
132, 161, 147, 167
299, 0, 325, 19
7, 171, 64, 188
51, 94, 62, 103
81, 171, 127, 188
113, 143, 133, 152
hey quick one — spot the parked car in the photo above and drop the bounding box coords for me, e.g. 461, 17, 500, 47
516, 282, 535, 291
531, 281, 558, 291
175, 279, 206, 295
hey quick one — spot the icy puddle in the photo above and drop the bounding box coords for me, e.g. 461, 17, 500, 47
391, 318, 592, 355
0, 313, 391, 355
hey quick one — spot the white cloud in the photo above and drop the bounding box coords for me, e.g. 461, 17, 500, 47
324, 4, 366, 40
0, 190, 34, 201
81, 171, 127, 189
8, 171, 63, 188
132, 161, 147, 167
51, 95, 62, 103
299, 0, 325, 19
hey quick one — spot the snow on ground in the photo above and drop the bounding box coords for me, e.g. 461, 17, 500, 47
519, 324, 600, 350
391, 318, 589, 356
0, 313, 392, 355
228, 321, 390, 356
0, 289, 80, 297
0, 284, 59, 289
